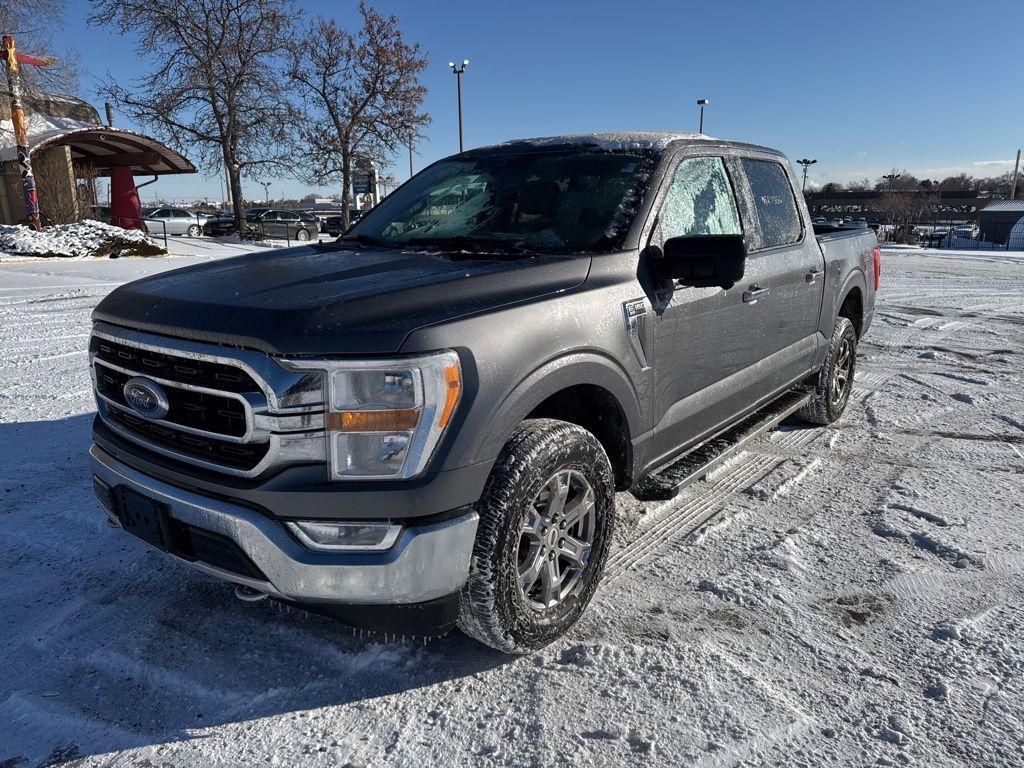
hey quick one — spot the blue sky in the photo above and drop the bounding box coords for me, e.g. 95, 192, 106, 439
49, 0, 1024, 202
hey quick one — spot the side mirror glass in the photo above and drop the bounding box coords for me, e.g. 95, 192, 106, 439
653, 234, 746, 289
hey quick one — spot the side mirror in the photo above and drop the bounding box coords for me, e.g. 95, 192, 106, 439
653, 234, 746, 289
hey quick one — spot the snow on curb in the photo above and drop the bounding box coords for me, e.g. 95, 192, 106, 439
0, 219, 165, 260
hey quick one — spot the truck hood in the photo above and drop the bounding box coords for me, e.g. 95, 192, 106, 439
92, 244, 591, 355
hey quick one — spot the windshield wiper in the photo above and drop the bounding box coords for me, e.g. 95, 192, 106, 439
404, 236, 534, 256
340, 233, 394, 248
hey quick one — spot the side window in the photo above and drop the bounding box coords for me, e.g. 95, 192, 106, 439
739, 158, 802, 249
660, 157, 742, 240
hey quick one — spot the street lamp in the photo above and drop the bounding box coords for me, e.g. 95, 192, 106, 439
696, 98, 710, 134
261, 181, 271, 203
797, 158, 817, 192
882, 173, 901, 192
448, 59, 469, 152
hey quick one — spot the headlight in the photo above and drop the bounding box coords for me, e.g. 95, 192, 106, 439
283, 350, 462, 480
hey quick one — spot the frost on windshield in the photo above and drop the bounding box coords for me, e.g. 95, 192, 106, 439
356, 149, 659, 253
660, 157, 742, 239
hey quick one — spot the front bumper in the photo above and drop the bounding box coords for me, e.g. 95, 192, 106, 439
90, 444, 479, 609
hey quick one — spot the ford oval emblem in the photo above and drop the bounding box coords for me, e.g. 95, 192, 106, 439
122, 377, 170, 420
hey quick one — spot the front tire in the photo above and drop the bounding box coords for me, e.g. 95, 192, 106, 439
799, 315, 857, 425
187, 224, 202, 237
458, 419, 616, 653
295, 228, 311, 242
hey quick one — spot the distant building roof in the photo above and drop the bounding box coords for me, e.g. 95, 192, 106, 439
980, 200, 1024, 212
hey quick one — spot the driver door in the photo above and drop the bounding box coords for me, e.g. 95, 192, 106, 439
648, 154, 755, 465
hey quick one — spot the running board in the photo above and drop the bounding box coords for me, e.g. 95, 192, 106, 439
631, 389, 812, 501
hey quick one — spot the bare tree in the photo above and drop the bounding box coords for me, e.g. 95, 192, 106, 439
0, 0, 80, 94
90, 0, 293, 231
286, 3, 429, 228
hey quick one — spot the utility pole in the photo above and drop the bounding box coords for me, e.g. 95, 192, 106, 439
449, 59, 469, 152
797, 158, 818, 192
261, 181, 271, 203
696, 99, 710, 134
403, 132, 411, 182
1011, 148, 1021, 200
3, 36, 53, 231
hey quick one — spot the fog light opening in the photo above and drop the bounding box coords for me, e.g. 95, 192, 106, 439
286, 520, 402, 552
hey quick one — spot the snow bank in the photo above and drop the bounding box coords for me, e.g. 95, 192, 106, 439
0, 219, 165, 260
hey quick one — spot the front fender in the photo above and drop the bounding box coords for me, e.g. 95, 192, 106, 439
466, 351, 645, 471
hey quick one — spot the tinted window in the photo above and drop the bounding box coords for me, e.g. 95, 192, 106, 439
280, 212, 300, 221
660, 157, 742, 240
740, 159, 801, 248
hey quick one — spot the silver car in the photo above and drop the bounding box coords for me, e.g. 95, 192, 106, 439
142, 207, 208, 237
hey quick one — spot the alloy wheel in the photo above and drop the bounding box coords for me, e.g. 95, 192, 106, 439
831, 336, 854, 406
517, 469, 597, 611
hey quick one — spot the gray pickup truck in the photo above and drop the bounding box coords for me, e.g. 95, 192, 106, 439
89, 132, 879, 652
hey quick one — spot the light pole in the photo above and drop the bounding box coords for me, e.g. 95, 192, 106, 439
261, 181, 271, 203
882, 173, 901, 192
696, 98, 710, 134
448, 59, 469, 152
797, 158, 817, 192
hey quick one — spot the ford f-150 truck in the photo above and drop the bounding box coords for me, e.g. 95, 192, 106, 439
89, 132, 879, 653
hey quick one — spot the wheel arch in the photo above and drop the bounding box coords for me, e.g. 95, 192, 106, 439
834, 269, 867, 338
466, 352, 643, 490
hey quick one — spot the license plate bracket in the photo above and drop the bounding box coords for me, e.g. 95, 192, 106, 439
115, 487, 172, 550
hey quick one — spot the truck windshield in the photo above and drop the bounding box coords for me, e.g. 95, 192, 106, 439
346, 149, 654, 254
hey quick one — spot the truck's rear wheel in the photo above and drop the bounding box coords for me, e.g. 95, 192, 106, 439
799, 315, 857, 425
458, 419, 615, 653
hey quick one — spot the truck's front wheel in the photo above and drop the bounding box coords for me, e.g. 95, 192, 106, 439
458, 419, 615, 653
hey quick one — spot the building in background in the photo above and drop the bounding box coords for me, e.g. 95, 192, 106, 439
977, 200, 1024, 245
0, 92, 194, 227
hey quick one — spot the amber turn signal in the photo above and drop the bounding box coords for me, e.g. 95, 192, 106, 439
439, 364, 461, 429
327, 408, 421, 432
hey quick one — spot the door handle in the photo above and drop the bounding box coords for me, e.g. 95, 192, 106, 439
805, 269, 825, 283
742, 285, 769, 304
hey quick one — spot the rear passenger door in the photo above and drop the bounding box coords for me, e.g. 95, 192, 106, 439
727, 156, 824, 387
260, 210, 282, 238
279, 211, 301, 238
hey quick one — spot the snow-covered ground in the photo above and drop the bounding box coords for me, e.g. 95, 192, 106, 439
1, 248, 1022, 766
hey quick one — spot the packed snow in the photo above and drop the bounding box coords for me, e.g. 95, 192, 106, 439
1, 247, 1022, 766
0, 220, 163, 260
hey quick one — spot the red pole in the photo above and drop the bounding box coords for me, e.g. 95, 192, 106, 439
3, 35, 41, 230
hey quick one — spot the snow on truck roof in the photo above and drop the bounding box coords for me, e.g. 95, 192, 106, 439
477, 131, 780, 156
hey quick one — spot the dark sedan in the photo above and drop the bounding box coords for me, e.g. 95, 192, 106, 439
203, 209, 319, 241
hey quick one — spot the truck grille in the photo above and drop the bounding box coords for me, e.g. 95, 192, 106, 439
91, 329, 276, 474
107, 406, 270, 470
96, 364, 248, 438
94, 338, 258, 393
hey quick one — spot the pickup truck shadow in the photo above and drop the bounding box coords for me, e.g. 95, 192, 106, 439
2, 415, 510, 764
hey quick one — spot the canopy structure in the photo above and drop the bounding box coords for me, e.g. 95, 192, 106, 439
1, 95, 196, 227
0, 115, 196, 176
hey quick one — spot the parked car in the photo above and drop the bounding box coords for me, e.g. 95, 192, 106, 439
204, 209, 318, 241
201, 213, 237, 237
322, 209, 365, 236
89, 132, 878, 652
142, 207, 207, 237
